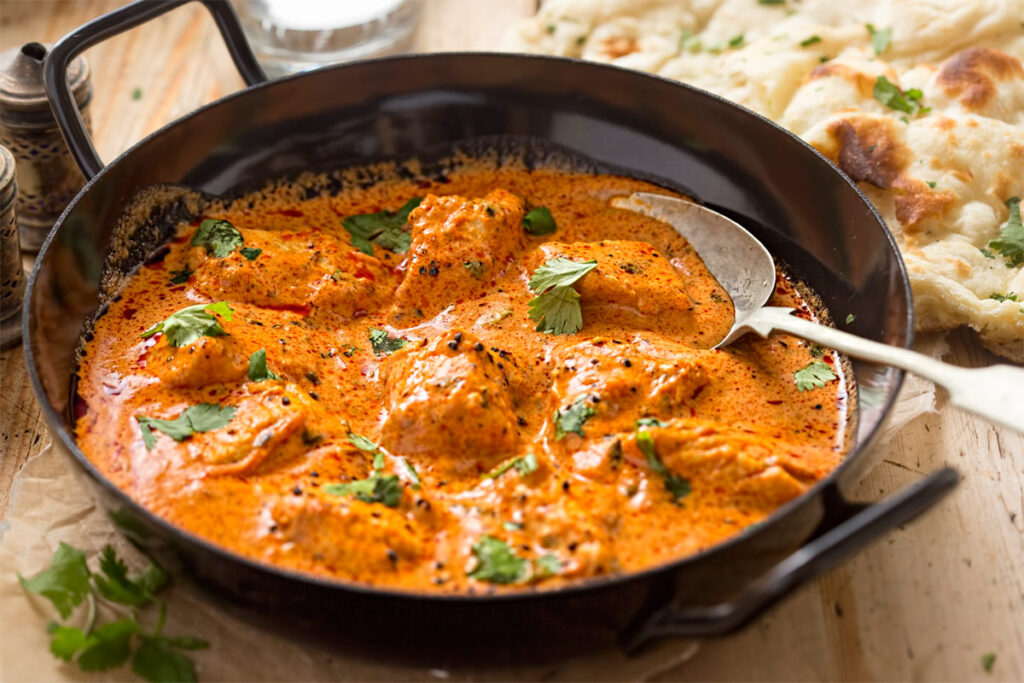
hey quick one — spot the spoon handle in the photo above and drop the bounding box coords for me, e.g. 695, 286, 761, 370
739, 307, 1024, 433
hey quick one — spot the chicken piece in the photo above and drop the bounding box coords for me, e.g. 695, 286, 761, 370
268, 494, 429, 578
150, 335, 248, 388
189, 385, 319, 476
531, 240, 698, 325
390, 190, 526, 321
622, 418, 840, 509
190, 228, 398, 319
380, 329, 520, 475
548, 337, 711, 444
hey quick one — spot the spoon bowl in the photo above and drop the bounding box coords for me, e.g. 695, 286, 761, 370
612, 191, 1024, 433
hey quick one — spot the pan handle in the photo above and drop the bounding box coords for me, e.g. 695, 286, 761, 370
43, 0, 267, 181
621, 466, 959, 652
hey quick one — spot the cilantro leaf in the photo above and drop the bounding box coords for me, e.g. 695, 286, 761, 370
369, 328, 406, 355
845, 313, 856, 324
140, 301, 234, 347
346, 431, 379, 452
168, 265, 193, 285
485, 453, 538, 479
48, 623, 89, 661
794, 360, 837, 391
981, 653, 996, 674
555, 396, 596, 439
635, 428, 691, 503
341, 197, 422, 255
18, 542, 91, 619
396, 456, 421, 489
92, 545, 164, 607
866, 24, 891, 55
990, 292, 1018, 302
874, 76, 929, 115
758, 0, 786, 4
247, 349, 280, 382
467, 536, 527, 584
522, 207, 557, 235
728, 34, 745, 48
527, 258, 597, 335
989, 197, 1024, 267
239, 247, 262, 261
636, 417, 669, 428
191, 218, 243, 258
535, 553, 562, 577
324, 474, 402, 507
77, 618, 138, 672
132, 635, 201, 683
136, 403, 237, 450
800, 35, 822, 47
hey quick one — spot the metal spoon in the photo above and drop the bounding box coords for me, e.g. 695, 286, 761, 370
612, 191, 1024, 433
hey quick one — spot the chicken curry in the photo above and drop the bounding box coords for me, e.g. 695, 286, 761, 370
75, 164, 850, 593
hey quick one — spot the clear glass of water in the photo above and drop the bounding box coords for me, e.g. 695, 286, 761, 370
232, 0, 424, 78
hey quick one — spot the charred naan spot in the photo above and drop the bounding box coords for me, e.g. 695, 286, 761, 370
807, 63, 877, 98
825, 117, 912, 189
599, 36, 639, 59
891, 177, 956, 231
936, 48, 1024, 110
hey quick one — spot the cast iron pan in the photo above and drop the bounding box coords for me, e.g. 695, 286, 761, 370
24, 0, 958, 665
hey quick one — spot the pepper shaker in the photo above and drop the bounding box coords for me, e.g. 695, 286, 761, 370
0, 144, 24, 349
0, 42, 92, 252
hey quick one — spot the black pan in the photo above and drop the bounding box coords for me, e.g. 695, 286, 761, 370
25, 0, 957, 665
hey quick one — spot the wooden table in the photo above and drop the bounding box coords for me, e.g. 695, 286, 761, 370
1, 2, 1021, 680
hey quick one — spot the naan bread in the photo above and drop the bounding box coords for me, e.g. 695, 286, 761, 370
508, 0, 1024, 361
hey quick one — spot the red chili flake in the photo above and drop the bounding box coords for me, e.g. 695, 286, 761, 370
277, 208, 304, 217
354, 266, 375, 280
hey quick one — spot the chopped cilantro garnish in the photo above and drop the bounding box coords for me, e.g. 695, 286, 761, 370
342, 344, 359, 357
463, 260, 486, 278
239, 246, 262, 261
535, 553, 562, 577
136, 403, 237, 450
926, 181, 937, 189
800, 35, 822, 47
794, 360, 837, 391
635, 427, 691, 503
728, 34, 745, 48
980, 247, 996, 259
981, 652, 997, 673
141, 301, 233, 347
341, 196, 422, 255
874, 76, 929, 115
485, 453, 539, 479
346, 431, 379, 452
635, 417, 669, 428
527, 257, 597, 335
990, 292, 1018, 302
167, 264, 193, 285
324, 474, 402, 507
845, 313, 856, 324
866, 24, 891, 55
20, 543, 206, 680
758, 0, 786, 4
191, 218, 243, 258
555, 396, 596, 439
247, 349, 280, 382
988, 197, 1024, 267
679, 30, 701, 52
131, 87, 142, 100
396, 457, 421, 489
523, 207, 557, 235
467, 536, 527, 584
369, 328, 406, 355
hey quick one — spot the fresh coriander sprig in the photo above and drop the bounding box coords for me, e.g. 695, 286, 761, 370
527, 257, 597, 335
341, 196, 422, 255
988, 197, 1024, 268
141, 302, 233, 347
19, 543, 208, 682
635, 423, 691, 504
873, 76, 929, 116
554, 396, 597, 439
191, 218, 243, 258
522, 207, 557, 235
369, 328, 406, 355
247, 349, 280, 382
794, 359, 837, 391
865, 24, 891, 55
135, 403, 236, 451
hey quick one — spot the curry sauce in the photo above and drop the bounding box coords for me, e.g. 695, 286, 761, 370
75, 166, 849, 592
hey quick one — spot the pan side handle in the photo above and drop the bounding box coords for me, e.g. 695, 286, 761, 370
43, 0, 267, 181
620, 466, 959, 652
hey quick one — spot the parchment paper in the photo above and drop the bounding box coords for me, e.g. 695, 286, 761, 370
0, 343, 942, 682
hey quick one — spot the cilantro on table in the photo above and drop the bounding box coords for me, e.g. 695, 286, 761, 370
467, 536, 528, 584
19, 543, 208, 682
988, 197, 1024, 268
484, 453, 538, 479
191, 218, 243, 258
167, 264, 193, 285
247, 349, 280, 382
522, 206, 557, 235
554, 396, 596, 439
527, 257, 597, 335
635, 424, 691, 504
341, 196, 422, 255
873, 76, 929, 116
141, 301, 233, 347
981, 652, 997, 674
136, 403, 237, 451
368, 328, 406, 355
794, 359, 837, 391
866, 24, 891, 55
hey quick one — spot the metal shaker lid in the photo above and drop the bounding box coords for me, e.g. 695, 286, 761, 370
0, 144, 15, 208
0, 42, 91, 127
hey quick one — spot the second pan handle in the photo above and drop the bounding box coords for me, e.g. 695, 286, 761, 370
43, 0, 267, 181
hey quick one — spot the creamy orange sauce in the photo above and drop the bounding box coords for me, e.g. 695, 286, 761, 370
75, 166, 848, 593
